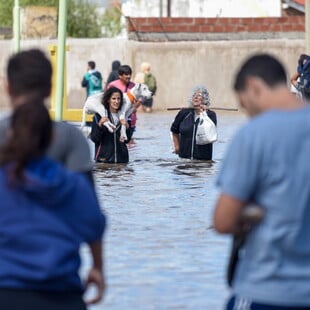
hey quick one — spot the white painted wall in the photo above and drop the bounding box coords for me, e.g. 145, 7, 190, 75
121, 0, 282, 17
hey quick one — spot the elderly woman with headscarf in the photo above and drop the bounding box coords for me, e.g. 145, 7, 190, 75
170, 85, 217, 160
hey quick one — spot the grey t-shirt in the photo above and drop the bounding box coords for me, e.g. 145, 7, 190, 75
217, 107, 310, 306
0, 114, 93, 173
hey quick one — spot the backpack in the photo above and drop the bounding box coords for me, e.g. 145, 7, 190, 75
144, 73, 157, 95
297, 58, 310, 99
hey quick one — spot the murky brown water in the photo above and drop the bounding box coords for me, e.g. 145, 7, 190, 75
81, 111, 246, 310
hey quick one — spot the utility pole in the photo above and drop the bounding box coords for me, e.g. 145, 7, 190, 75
13, 0, 20, 52
55, 0, 68, 121
167, 0, 171, 17
306, 0, 310, 53
160, 0, 163, 17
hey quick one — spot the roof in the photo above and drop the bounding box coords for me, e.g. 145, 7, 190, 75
284, 0, 305, 12
294, 0, 304, 5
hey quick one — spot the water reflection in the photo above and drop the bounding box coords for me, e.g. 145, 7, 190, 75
82, 111, 246, 310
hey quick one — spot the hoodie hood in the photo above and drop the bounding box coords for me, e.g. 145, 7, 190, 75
91, 70, 102, 80
14, 157, 76, 207
111, 60, 121, 71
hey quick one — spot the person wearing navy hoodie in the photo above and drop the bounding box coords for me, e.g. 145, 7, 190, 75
0, 98, 106, 309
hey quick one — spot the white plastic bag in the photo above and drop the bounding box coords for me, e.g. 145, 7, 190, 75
195, 111, 217, 145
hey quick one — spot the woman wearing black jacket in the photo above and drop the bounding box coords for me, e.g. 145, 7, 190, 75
90, 87, 132, 163
171, 85, 217, 160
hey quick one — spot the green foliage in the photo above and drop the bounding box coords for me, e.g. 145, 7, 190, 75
101, 6, 122, 38
0, 1, 12, 26
0, 0, 57, 26
0, 0, 114, 38
67, 0, 102, 38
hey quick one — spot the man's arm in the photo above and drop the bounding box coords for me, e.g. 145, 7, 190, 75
81, 74, 89, 87
213, 193, 246, 234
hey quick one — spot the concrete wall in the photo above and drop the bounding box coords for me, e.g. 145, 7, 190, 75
0, 38, 305, 112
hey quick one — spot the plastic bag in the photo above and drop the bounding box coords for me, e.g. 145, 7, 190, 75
195, 112, 217, 145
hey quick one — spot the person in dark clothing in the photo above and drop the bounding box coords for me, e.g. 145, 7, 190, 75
105, 60, 121, 89
171, 85, 217, 160
90, 87, 132, 164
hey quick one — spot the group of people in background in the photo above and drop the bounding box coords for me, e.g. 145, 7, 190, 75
81, 59, 160, 164
81, 59, 157, 112
81, 59, 218, 164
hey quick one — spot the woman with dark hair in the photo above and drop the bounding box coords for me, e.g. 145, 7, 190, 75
0, 98, 106, 310
90, 87, 133, 163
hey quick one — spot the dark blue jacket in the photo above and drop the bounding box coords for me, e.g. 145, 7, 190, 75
0, 157, 105, 291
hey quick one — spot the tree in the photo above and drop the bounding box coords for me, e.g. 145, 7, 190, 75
0, 0, 57, 27
67, 0, 102, 38
0, 0, 104, 38
101, 6, 122, 38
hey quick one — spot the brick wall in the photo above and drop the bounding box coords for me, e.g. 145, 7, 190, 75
126, 16, 305, 41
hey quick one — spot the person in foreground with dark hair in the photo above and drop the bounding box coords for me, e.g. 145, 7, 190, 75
213, 54, 309, 310
0, 98, 106, 309
0, 48, 94, 183
90, 87, 132, 163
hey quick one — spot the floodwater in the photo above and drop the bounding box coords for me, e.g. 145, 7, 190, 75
80, 111, 247, 310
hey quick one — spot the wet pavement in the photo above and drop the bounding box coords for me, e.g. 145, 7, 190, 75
81, 111, 247, 310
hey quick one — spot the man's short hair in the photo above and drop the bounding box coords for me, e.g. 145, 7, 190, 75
234, 54, 287, 92
118, 65, 132, 76
88, 61, 96, 69
7, 49, 52, 99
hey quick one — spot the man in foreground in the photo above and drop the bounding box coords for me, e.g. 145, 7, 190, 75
213, 54, 309, 309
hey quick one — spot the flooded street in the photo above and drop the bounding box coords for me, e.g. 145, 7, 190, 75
82, 111, 246, 310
